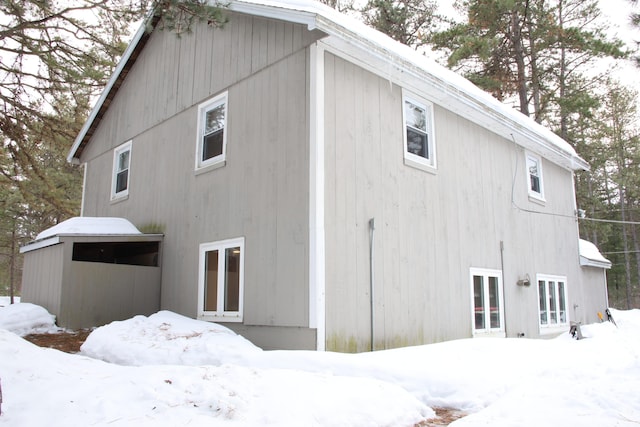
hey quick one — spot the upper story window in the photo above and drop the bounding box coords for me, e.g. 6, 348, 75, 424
196, 92, 228, 171
470, 268, 505, 337
526, 153, 544, 201
197, 237, 244, 322
111, 140, 131, 200
403, 92, 436, 172
537, 275, 568, 333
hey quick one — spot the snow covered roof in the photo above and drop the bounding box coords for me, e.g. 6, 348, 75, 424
68, 0, 589, 172
579, 239, 612, 269
35, 217, 142, 240
20, 217, 143, 254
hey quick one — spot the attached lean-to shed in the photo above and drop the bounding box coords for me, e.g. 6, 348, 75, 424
20, 217, 163, 329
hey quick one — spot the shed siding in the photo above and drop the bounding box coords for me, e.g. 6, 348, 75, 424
63, 261, 161, 329
323, 52, 593, 352
80, 15, 316, 346
21, 243, 64, 316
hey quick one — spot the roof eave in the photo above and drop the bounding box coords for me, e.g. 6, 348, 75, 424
67, 12, 158, 163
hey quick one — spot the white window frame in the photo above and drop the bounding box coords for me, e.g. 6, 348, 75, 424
197, 237, 244, 322
470, 268, 505, 337
525, 152, 545, 201
195, 92, 228, 172
402, 91, 436, 173
536, 274, 569, 335
111, 140, 132, 201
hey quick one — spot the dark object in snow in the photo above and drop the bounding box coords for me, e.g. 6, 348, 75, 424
570, 321, 583, 340
606, 309, 618, 327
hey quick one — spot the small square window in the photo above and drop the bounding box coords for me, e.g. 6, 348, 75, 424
403, 93, 436, 172
197, 237, 244, 322
111, 141, 131, 200
526, 153, 544, 200
196, 92, 227, 170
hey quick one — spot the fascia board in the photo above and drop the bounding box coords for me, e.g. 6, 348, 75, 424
580, 255, 612, 269
228, 1, 318, 30
20, 236, 61, 253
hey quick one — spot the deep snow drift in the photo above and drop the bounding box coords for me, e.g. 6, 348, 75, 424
1, 303, 639, 426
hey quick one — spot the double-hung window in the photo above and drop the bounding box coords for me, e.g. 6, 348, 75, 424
197, 237, 244, 322
403, 92, 436, 172
537, 275, 568, 333
526, 153, 544, 201
470, 268, 505, 337
111, 140, 132, 200
196, 92, 228, 171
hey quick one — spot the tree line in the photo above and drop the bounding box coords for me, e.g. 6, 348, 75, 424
1, 0, 638, 309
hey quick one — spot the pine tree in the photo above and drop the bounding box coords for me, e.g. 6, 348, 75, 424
429, 0, 625, 124
362, 0, 440, 48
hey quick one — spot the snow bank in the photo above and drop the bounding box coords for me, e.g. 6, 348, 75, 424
81, 311, 262, 366
0, 296, 19, 307
80, 308, 640, 426
0, 328, 431, 426
2, 304, 639, 426
0, 302, 57, 335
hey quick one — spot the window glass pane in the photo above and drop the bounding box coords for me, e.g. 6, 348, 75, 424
558, 282, 566, 323
115, 170, 128, 193
406, 128, 428, 158
204, 250, 219, 311
118, 150, 130, 171
203, 130, 224, 161
530, 174, 540, 193
473, 275, 485, 330
205, 104, 225, 135
488, 276, 500, 329
549, 281, 557, 324
224, 247, 241, 312
528, 157, 541, 193
405, 100, 426, 131
539, 280, 547, 325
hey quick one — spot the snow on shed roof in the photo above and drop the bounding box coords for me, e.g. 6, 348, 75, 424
68, 0, 589, 172
20, 217, 143, 254
579, 239, 612, 269
35, 217, 142, 240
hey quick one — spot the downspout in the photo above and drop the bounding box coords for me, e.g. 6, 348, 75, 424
369, 218, 376, 352
500, 240, 508, 337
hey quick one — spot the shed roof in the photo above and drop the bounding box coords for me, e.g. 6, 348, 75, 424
68, 0, 589, 172
20, 217, 145, 254
579, 239, 612, 269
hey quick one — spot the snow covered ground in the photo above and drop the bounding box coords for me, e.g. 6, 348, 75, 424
1, 302, 639, 426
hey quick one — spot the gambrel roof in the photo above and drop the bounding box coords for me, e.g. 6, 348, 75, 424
69, 0, 589, 172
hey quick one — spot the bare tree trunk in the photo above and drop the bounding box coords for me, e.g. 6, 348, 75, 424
526, 0, 542, 122
10, 221, 15, 305
619, 189, 633, 309
558, 0, 569, 140
629, 209, 640, 307
511, 9, 529, 116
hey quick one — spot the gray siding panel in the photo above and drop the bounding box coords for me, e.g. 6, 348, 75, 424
81, 15, 318, 347
79, 12, 323, 164
323, 52, 597, 351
